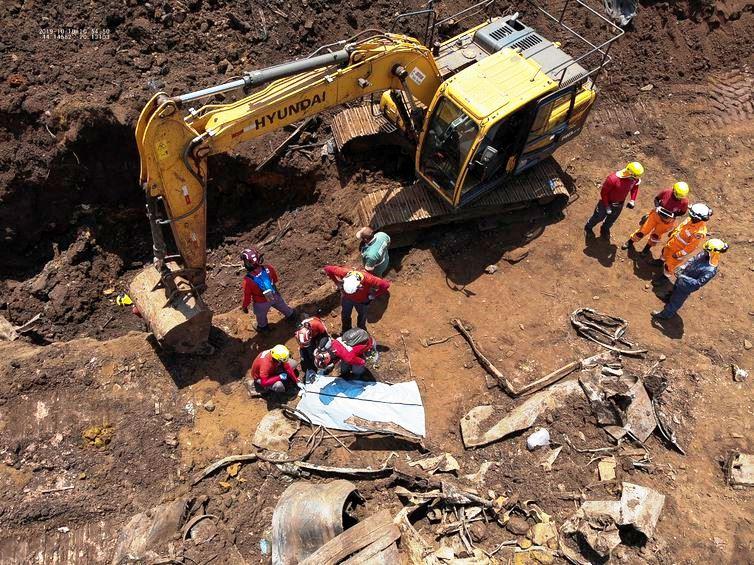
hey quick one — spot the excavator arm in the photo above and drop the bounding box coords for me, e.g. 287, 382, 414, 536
132, 33, 442, 352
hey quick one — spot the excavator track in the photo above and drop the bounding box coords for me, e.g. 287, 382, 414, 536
356, 158, 570, 238
331, 105, 398, 152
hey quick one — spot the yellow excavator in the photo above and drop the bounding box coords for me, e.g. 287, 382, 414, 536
131, 0, 622, 352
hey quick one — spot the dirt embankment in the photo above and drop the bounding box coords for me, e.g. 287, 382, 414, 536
0, 0, 752, 336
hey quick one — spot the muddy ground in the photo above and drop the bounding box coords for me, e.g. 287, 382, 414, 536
1, 0, 754, 563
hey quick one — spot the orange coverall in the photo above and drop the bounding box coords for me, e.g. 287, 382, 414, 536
630, 209, 677, 247
662, 218, 708, 275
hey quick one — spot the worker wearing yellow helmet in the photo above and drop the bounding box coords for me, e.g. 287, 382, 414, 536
585, 162, 644, 240
624, 181, 690, 255
652, 238, 729, 321
248, 344, 299, 394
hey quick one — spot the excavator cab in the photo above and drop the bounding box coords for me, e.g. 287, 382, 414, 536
416, 44, 597, 208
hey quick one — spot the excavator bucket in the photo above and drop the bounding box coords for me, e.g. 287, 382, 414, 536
129, 265, 212, 354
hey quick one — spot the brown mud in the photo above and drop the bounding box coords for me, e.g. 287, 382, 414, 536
1, 0, 753, 562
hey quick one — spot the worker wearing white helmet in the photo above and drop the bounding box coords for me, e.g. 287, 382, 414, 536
660, 203, 712, 277
323, 265, 391, 332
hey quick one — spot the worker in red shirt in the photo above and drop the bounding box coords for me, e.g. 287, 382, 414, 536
240, 247, 295, 333
623, 182, 690, 255
323, 266, 390, 332
314, 329, 377, 377
295, 316, 330, 380
584, 162, 643, 240
248, 345, 299, 394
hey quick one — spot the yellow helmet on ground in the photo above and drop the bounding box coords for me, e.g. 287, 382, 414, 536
270, 344, 291, 362
672, 181, 690, 199
703, 238, 729, 253
624, 162, 644, 178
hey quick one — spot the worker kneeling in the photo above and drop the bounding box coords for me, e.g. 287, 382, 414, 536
295, 316, 330, 382
248, 344, 299, 394
313, 328, 378, 378
660, 203, 711, 278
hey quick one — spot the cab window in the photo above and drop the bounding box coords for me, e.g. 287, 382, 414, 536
419, 97, 479, 199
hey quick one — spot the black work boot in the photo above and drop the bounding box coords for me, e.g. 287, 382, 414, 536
621, 239, 634, 250
640, 245, 653, 256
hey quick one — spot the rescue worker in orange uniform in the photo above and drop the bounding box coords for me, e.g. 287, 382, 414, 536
660, 203, 711, 277
622, 182, 690, 255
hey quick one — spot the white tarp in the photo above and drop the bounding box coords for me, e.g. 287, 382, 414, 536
297, 377, 426, 437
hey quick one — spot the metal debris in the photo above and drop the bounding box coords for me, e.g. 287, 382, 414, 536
619, 482, 665, 539
408, 453, 460, 475
579, 372, 657, 442
562, 482, 664, 560
111, 498, 192, 565
571, 308, 647, 356
460, 381, 581, 448
272, 480, 361, 565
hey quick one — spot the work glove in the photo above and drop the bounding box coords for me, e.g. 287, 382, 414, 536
242, 306, 249, 314
626, 200, 635, 209
279, 373, 288, 381
605, 207, 613, 216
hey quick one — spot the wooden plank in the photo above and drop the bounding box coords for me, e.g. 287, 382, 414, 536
340, 527, 401, 565
299, 510, 396, 565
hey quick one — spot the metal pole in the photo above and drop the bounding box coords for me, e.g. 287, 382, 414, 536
176, 48, 352, 105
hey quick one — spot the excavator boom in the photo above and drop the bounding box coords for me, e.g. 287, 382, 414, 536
132, 34, 443, 352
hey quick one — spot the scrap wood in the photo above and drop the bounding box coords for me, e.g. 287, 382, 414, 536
453, 318, 614, 397
344, 415, 425, 444
452, 318, 516, 396
255, 117, 316, 171
570, 308, 647, 356
408, 453, 460, 475
401, 334, 413, 377
192, 454, 258, 485
392, 469, 494, 508
299, 509, 399, 565
192, 427, 324, 484
282, 454, 396, 479
340, 530, 399, 565
394, 507, 442, 565
420, 333, 460, 347
40, 485, 74, 494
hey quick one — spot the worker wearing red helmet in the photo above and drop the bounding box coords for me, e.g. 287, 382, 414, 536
314, 328, 377, 378
295, 316, 329, 379
240, 247, 296, 333
248, 344, 299, 394
323, 265, 390, 332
